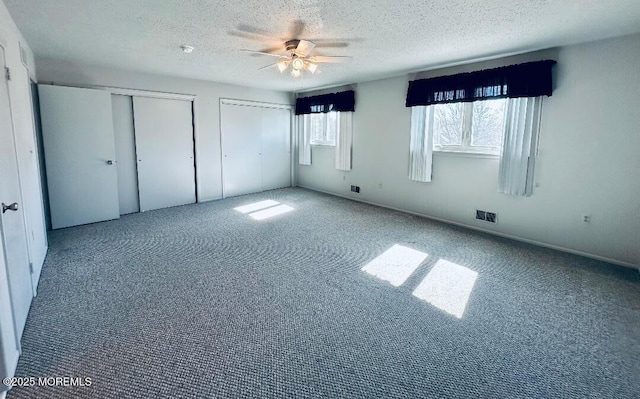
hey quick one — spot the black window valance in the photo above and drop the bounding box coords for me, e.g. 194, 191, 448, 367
295, 90, 355, 115
405, 60, 556, 107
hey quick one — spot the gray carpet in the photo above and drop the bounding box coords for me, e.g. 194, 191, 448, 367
7, 187, 640, 398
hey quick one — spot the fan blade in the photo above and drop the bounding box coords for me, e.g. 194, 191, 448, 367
259, 45, 286, 54
240, 49, 290, 59
307, 38, 364, 44
259, 63, 278, 70
294, 40, 316, 57
229, 30, 274, 43
314, 42, 349, 49
236, 24, 280, 40
309, 56, 352, 63
289, 19, 305, 38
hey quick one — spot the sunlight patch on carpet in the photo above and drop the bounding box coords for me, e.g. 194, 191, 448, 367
412, 259, 478, 319
361, 244, 428, 287
234, 200, 281, 214
249, 204, 295, 221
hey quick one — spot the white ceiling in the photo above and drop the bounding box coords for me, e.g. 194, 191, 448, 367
5, 0, 640, 92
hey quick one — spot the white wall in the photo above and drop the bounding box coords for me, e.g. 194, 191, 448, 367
0, 0, 45, 384
297, 34, 640, 268
35, 60, 293, 202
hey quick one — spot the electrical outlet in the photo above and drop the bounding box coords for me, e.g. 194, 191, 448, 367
377, 182, 383, 189
582, 214, 591, 224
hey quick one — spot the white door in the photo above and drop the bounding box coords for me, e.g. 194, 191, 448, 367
221, 103, 263, 197
0, 45, 33, 340
111, 95, 139, 215
261, 107, 291, 191
133, 97, 195, 212
0, 235, 20, 383
38, 85, 120, 229
9, 65, 47, 291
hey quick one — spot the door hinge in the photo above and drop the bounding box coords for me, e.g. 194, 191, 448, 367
29, 262, 33, 274
5, 67, 10, 81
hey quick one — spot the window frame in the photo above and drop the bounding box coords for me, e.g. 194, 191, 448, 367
430, 100, 506, 156
309, 111, 339, 147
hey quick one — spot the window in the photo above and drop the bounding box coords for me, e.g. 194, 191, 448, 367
430, 99, 507, 155
309, 111, 338, 146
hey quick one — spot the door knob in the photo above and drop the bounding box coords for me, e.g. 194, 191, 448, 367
106, 160, 114, 165
2, 202, 18, 213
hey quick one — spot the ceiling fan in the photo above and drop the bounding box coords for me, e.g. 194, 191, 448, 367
242, 39, 351, 77
233, 20, 353, 78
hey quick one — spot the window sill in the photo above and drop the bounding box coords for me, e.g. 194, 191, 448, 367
433, 150, 500, 159
311, 143, 336, 148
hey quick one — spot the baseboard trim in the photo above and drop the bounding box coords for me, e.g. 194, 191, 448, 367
198, 196, 223, 203
297, 184, 639, 270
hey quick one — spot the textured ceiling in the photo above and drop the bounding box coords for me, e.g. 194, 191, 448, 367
5, 0, 640, 92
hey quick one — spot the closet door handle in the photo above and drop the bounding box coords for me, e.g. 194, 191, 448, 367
106, 160, 114, 165
2, 202, 18, 213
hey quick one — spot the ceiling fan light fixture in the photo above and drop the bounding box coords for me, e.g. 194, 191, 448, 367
305, 62, 318, 74
243, 37, 348, 79
292, 57, 304, 70
276, 60, 289, 73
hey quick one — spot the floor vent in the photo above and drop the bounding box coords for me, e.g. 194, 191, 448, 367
476, 209, 497, 223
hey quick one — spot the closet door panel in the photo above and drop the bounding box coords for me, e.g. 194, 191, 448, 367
133, 97, 195, 212
261, 107, 291, 191
111, 95, 139, 215
221, 103, 262, 198
38, 85, 120, 229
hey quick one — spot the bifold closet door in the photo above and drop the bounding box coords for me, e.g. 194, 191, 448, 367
221, 103, 263, 197
133, 97, 195, 212
38, 85, 120, 229
221, 102, 291, 198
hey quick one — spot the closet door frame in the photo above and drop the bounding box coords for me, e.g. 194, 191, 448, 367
219, 98, 293, 199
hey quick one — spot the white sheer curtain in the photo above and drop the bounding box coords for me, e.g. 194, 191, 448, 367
498, 96, 543, 196
297, 114, 311, 165
408, 106, 433, 182
335, 112, 353, 171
